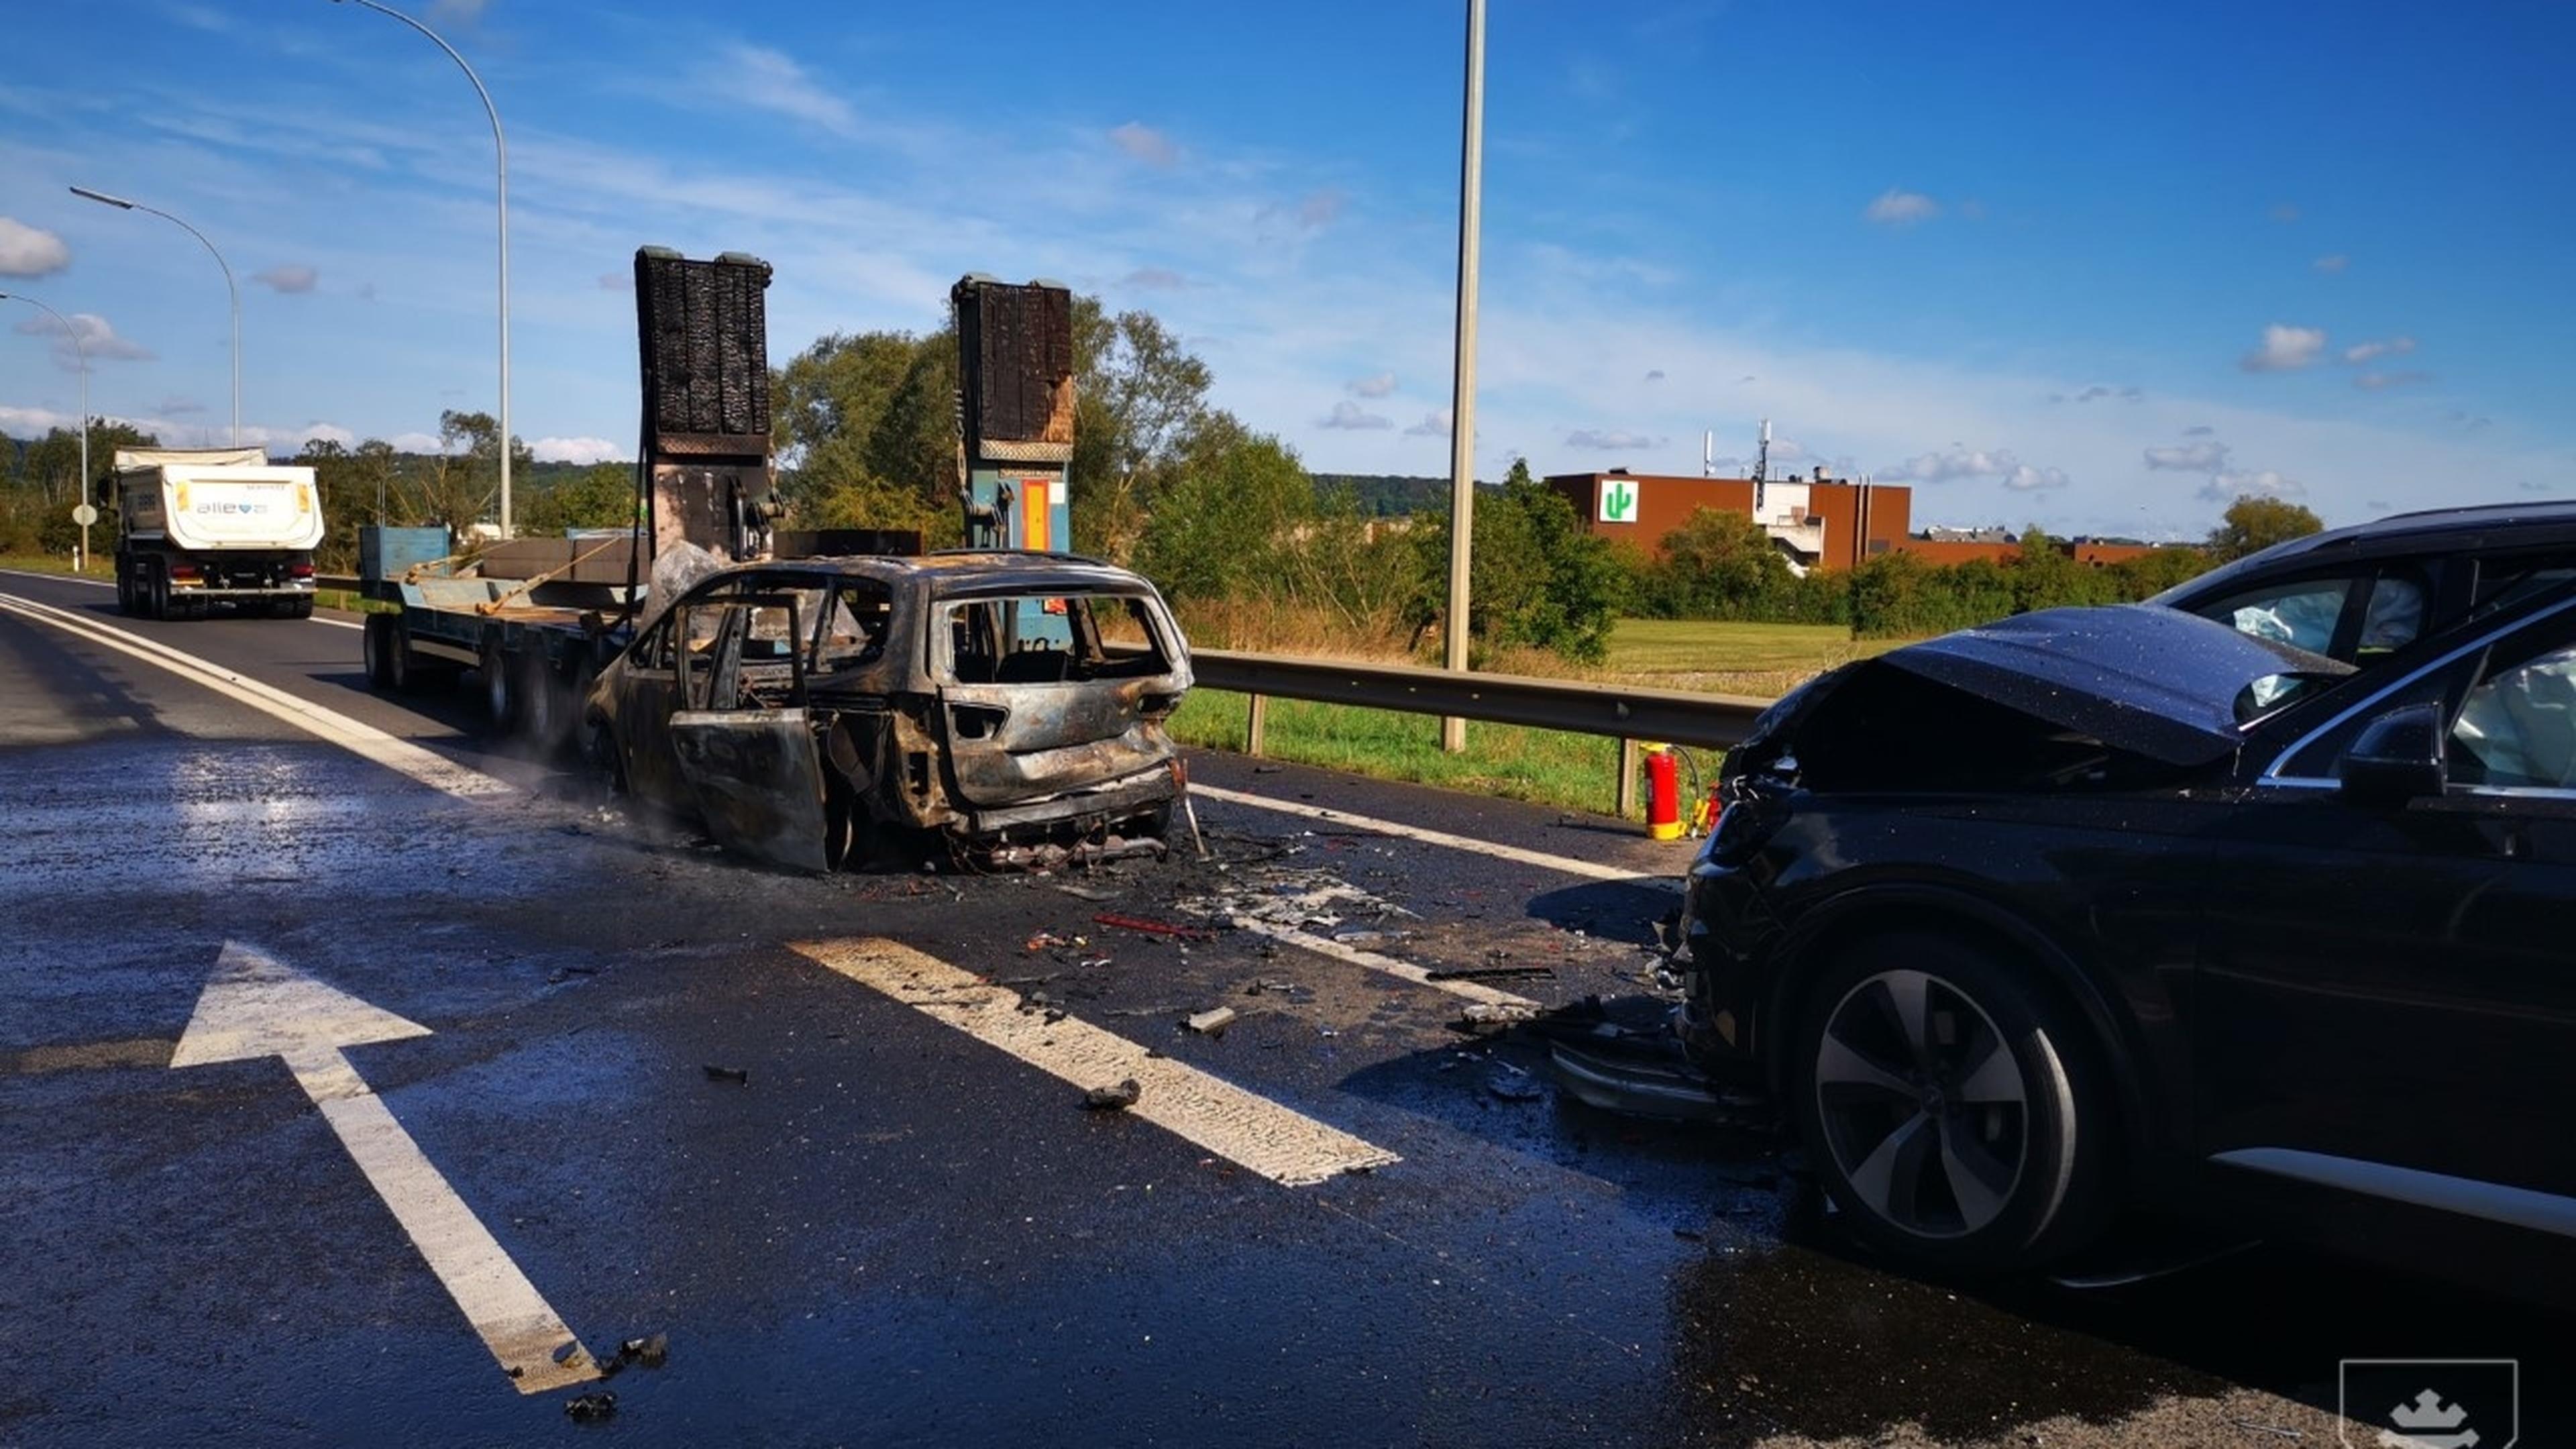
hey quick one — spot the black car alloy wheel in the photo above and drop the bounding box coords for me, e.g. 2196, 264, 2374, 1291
1790, 933, 2110, 1271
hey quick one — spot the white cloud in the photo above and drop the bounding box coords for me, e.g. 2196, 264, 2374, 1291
1644, 368, 1664, 382
13, 312, 154, 368
719, 44, 860, 136
1346, 372, 1397, 398
253, 264, 318, 294
2200, 469, 2304, 502
2241, 324, 2326, 373
2003, 464, 2070, 491
1864, 189, 1939, 226
2314, 254, 2349, 274
1879, 446, 2021, 482
1109, 122, 1178, 167
2343, 335, 2416, 364
2355, 370, 2432, 391
389, 431, 443, 453
1404, 409, 1450, 439
1319, 400, 1391, 431
531, 435, 622, 464
0, 217, 72, 277
0, 404, 78, 434
2145, 439, 2230, 471
1566, 429, 1662, 450
299, 423, 356, 447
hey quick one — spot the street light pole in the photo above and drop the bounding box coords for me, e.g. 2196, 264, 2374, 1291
1, 291, 92, 568
1440, 0, 1487, 754
68, 185, 237, 447
330, 0, 513, 538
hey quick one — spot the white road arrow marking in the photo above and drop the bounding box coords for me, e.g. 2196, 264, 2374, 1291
170, 943, 599, 1395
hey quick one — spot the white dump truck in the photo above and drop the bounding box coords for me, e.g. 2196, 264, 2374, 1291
111, 447, 325, 620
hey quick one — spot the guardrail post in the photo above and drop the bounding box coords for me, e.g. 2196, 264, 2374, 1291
1245, 692, 1269, 757
1615, 737, 1640, 818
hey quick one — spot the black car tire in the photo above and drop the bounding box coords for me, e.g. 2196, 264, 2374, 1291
1787, 932, 2115, 1273
583, 717, 626, 793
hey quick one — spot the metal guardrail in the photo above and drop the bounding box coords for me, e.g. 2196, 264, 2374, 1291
1185, 646, 1769, 751
317, 570, 1772, 815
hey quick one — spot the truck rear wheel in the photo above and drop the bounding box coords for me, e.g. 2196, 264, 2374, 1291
147, 568, 171, 622
115, 563, 134, 616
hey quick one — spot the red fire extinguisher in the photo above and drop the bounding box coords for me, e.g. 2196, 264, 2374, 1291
1644, 743, 1683, 841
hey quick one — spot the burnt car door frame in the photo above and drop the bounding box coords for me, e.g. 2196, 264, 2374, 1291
2195, 588, 2576, 1235
664, 588, 837, 873
924, 584, 1185, 814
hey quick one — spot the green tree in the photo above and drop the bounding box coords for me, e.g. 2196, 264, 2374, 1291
1411, 460, 1627, 663
1072, 305, 1213, 564
519, 462, 639, 535
1648, 506, 1792, 618
394, 410, 532, 531
2206, 495, 2325, 563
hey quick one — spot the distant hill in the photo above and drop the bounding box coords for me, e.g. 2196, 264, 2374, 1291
1312, 473, 1498, 517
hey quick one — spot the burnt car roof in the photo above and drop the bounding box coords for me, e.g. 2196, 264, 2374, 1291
1874, 604, 2352, 766
708, 551, 1162, 595
2154, 499, 2576, 604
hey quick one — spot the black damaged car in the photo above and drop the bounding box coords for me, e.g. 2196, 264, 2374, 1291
1676, 587, 2576, 1285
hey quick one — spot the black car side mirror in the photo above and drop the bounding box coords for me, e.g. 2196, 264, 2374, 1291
2338, 702, 2449, 804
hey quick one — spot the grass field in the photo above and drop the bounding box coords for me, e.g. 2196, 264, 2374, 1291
1169, 617, 1896, 818
0, 554, 96, 579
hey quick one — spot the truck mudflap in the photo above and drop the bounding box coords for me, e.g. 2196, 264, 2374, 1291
668, 708, 830, 873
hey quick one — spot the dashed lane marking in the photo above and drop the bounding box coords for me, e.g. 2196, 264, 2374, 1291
1189, 782, 1667, 884
0, 590, 511, 801
792, 937, 1401, 1187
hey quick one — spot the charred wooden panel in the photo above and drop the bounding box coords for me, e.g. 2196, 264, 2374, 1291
636, 249, 773, 460
953, 278, 1075, 449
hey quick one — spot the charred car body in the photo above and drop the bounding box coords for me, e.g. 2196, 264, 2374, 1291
1675, 595, 2576, 1293
586, 552, 1191, 872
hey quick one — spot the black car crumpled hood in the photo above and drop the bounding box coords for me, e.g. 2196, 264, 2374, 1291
1872, 604, 2352, 767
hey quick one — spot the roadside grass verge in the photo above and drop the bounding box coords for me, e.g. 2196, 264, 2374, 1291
1170, 617, 1911, 818
1171, 688, 1627, 817
0, 554, 100, 580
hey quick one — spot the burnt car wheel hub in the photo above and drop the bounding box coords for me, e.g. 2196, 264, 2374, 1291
1813, 968, 2029, 1240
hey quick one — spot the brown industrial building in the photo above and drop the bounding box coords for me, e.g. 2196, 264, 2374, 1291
1546, 469, 2169, 573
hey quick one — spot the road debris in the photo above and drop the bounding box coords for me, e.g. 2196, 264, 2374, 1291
562, 1391, 618, 1423
1053, 883, 1121, 902
1487, 1061, 1547, 1102
1452, 1001, 1540, 1034
1185, 1006, 1238, 1035
618, 1334, 670, 1370
1083, 1078, 1142, 1111
702, 1064, 749, 1085
1093, 912, 1218, 940
1426, 963, 1555, 982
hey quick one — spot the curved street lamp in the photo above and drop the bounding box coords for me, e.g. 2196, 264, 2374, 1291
328, 0, 515, 538
68, 185, 237, 448
0, 290, 94, 566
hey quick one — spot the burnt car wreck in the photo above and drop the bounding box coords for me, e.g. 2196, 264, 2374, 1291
585, 553, 1193, 873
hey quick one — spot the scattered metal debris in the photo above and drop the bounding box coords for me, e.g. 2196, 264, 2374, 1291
1053, 883, 1121, 902
1093, 912, 1218, 940
2224, 1418, 2304, 1442
1426, 964, 1555, 982
1083, 1078, 1142, 1111
1487, 1061, 1546, 1102
702, 1064, 749, 1085
619, 1334, 670, 1369
562, 1391, 618, 1423
1185, 1007, 1238, 1035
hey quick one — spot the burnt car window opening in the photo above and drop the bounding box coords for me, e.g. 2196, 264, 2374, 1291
937, 592, 1171, 686
2453, 642, 2576, 789
808, 580, 894, 672
680, 596, 804, 711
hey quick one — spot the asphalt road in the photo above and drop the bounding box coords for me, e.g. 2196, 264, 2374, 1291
1, 568, 2566, 1448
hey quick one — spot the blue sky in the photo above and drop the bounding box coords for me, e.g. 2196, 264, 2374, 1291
2, 0, 2569, 539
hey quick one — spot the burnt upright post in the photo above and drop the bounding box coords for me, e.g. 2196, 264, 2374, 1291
632, 247, 777, 568
952, 275, 1076, 554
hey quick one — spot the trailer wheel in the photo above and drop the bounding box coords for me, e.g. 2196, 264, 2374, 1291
362, 613, 398, 688
480, 636, 520, 733
521, 651, 576, 756
387, 619, 421, 693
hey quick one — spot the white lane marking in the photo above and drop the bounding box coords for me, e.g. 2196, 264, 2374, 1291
1228, 918, 1534, 1008
794, 937, 1400, 1187
0, 568, 366, 629
172, 943, 599, 1394
1191, 782, 1662, 883
0, 590, 510, 800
